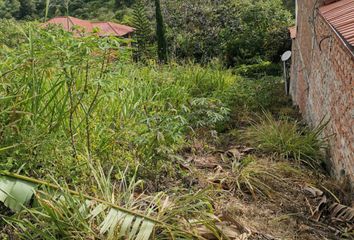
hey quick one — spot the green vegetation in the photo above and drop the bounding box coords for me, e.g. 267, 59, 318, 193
1, 2, 349, 239
0, 25, 229, 238
154, 0, 167, 63
0, 23, 237, 182
0, 0, 293, 66
229, 156, 283, 198
245, 113, 328, 166
1, 166, 219, 239
131, 1, 153, 61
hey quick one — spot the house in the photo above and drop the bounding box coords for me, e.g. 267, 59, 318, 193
289, 0, 354, 182
43, 16, 135, 38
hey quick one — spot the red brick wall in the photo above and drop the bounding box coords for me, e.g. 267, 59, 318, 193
290, 0, 354, 181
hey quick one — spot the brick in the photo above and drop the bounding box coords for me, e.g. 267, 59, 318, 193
290, 0, 354, 183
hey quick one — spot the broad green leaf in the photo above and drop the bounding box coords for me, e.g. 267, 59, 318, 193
118, 214, 135, 237
88, 203, 107, 219
79, 200, 93, 215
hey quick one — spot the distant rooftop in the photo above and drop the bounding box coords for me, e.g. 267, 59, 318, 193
43, 16, 135, 37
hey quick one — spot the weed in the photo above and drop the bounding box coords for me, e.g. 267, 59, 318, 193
229, 156, 283, 198
220, 76, 294, 126
245, 112, 328, 167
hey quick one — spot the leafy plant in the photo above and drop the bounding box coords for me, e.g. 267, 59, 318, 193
189, 97, 230, 129
0, 175, 36, 212
234, 61, 281, 78
219, 76, 293, 126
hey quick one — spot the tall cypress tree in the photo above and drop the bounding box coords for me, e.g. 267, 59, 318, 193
154, 0, 167, 63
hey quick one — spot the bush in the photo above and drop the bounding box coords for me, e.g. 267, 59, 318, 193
234, 61, 282, 78
219, 76, 293, 125
245, 113, 327, 167
162, 0, 292, 65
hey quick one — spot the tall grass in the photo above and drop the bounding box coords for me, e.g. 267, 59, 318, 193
0, 22, 235, 182
245, 112, 328, 167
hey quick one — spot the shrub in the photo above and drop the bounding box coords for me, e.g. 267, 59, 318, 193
1, 163, 221, 239
220, 76, 293, 125
233, 61, 282, 78
245, 113, 327, 167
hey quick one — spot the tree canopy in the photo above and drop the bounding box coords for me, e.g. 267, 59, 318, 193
0, 0, 294, 66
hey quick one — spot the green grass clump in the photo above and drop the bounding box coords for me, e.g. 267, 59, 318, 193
230, 155, 282, 198
245, 113, 327, 166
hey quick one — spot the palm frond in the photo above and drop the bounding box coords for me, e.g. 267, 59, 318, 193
0, 171, 218, 239
0, 176, 36, 212
0, 172, 158, 240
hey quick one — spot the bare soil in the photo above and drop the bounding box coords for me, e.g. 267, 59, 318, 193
174, 133, 354, 240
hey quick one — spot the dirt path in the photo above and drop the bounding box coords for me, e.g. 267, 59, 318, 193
175, 134, 353, 240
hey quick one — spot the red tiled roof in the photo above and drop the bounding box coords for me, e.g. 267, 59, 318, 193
108, 22, 135, 36
319, 0, 354, 48
289, 26, 297, 39
44, 16, 134, 37
91, 22, 135, 37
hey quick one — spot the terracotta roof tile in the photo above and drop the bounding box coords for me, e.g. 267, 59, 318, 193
107, 22, 135, 36
319, 0, 354, 48
44, 16, 134, 37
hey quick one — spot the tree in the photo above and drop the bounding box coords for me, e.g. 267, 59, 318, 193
18, 0, 36, 19
283, 0, 295, 15
132, 0, 153, 61
154, 0, 167, 63
162, 0, 240, 63
223, 0, 292, 66
0, 0, 21, 19
115, 0, 135, 9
